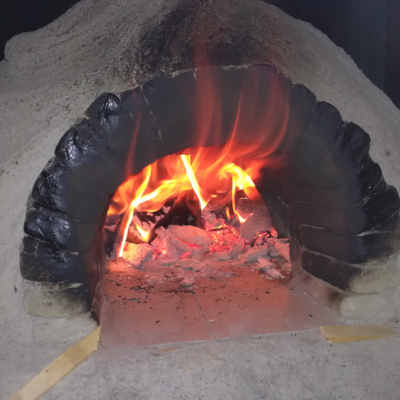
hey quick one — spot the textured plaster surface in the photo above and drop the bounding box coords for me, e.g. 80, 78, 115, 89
2, 329, 400, 400
1, 0, 400, 398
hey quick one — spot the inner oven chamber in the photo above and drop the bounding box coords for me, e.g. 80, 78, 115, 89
20, 64, 400, 322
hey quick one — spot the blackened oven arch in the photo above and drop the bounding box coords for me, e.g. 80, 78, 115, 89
20, 64, 400, 312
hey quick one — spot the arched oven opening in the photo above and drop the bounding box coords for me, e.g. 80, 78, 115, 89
20, 65, 400, 336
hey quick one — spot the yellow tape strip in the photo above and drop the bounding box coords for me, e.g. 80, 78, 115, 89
320, 325, 398, 343
9, 326, 101, 400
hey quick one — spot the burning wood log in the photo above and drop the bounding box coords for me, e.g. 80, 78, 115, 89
123, 193, 197, 245
236, 196, 273, 240
103, 215, 123, 258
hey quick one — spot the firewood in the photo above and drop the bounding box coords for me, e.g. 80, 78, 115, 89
147, 195, 195, 243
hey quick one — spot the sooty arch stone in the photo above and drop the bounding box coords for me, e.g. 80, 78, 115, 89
20, 64, 400, 315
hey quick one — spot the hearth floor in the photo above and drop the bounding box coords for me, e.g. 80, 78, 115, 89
99, 266, 340, 346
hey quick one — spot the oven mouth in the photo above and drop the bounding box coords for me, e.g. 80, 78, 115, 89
20, 64, 400, 323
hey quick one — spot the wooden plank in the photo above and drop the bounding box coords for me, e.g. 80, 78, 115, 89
320, 325, 398, 343
9, 326, 101, 400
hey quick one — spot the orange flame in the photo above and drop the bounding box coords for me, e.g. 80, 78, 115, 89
180, 154, 209, 210
136, 225, 151, 242
117, 166, 152, 257
220, 163, 256, 222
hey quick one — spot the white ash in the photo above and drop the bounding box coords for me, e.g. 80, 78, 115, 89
123, 243, 154, 268
185, 247, 204, 261
212, 252, 230, 261
264, 267, 283, 279
150, 236, 162, 250
229, 238, 246, 259
167, 225, 213, 248
120, 207, 292, 284
245, 245, 270, 263
154, 226, 190, 258
267, 244, 281, 258
257, 257, 273, 268
158, 257, 180, 266
273, 240, 290, 261
176, 258, 196, 266
127, 236, 292, 285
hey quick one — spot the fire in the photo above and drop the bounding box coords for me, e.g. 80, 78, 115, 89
180, 154, 209, 210
111, 150, 259, 256
107, 66, 291, 257
136, 225, 151, 242
222, 163, 255, 222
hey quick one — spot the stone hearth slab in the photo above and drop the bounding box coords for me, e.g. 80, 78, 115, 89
100, 291, 213, 347
99, 269, 339, 346
194, 283, 339, 340
193, 268, 289, 293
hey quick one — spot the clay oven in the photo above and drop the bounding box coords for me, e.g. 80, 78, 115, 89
12, 0, 400, 324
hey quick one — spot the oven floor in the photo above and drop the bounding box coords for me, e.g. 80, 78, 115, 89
99, 266, 340, 346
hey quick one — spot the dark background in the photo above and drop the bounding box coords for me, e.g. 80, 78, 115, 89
0, 0, 399, 108
267, 0, 400, 108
